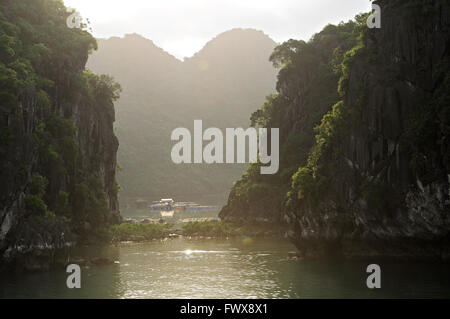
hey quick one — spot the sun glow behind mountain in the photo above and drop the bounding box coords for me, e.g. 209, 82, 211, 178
64, 0, 371, 60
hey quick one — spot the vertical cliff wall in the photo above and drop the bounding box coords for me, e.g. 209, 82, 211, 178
221, 0, 450, 260
220, 21, 360, 223
0, 0, 121, 271
286, 0, 450, 259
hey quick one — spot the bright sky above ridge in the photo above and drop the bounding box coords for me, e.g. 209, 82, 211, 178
64, 0, 372, 60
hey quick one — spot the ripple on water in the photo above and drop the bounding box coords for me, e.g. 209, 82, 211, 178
1, 237, 450, 298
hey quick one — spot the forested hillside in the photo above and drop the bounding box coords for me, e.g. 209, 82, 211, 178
87, 30, 278, 206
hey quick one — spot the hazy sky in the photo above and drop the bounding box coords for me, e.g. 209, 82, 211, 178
64, 0, 372, 60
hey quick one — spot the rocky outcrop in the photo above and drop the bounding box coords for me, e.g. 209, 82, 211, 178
284, 0, 450, 260
0, 88, 121, 271
221, 0, 450, 260
220, 22, 359, 224
0, 0, 121, 271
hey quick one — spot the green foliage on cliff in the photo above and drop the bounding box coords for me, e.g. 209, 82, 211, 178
292, 100, 351, 205
221, 19, 360, 220
72, 177, 109, 225
224, 1, 450, 229
29, 173, 48, 197
24, 194, 48, 216
0, 0, 97, 105
36, 114, 77, 174
24, 173, 49, 216
290, 12, 396, 212
83, 70, 122, 105
0, 0, 121, 242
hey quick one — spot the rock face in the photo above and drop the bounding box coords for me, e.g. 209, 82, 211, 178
0, 89, 121, 271
222, 0, 450, 260
286, 0, 450, 260
0, 0, 121, 271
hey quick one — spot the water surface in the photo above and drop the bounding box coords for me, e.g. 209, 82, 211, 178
1, 237, 449, 298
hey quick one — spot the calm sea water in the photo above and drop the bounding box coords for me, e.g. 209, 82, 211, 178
1, 237, 449, 299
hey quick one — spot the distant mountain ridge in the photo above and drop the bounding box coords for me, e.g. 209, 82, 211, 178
87, 29, 278, 206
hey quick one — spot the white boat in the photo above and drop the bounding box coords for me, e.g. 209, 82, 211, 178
150, 198, 175, 217
160, 210, 175, 217
150, 198, 218, 217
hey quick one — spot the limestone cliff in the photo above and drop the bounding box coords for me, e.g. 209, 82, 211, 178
285, 0, 450, 260
221, 0, 450, 260
0, 0, 121, 271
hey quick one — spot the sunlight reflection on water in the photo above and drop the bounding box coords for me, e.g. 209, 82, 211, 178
1, 237, 450, 299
